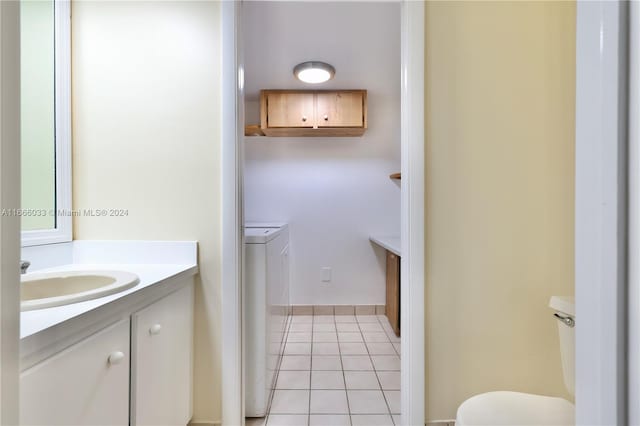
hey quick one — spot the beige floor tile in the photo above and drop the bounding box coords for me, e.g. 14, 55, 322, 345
285, 342, 312, 355
276, 370, 311, 390
287, 332, 312, 343
359, 322, 384, 332
336, 323, 360, 332
281, 355, 311, 371
339, 342, 368, 355
386, 332, 401, 343
347, 390, 389, 414
351, 414, 394, 426
384, 390, 401, 414
344, 371, 380, 390
309, 414, 350, 426
311, 370, 345, 389
334, 315, 357, 323
371, 355, 400, 371
356, 315, 380, 323
312, 342, 340, 355
337, 332, 364, 343
289, 323, 313, 332
313, 323, 336, 332
291, 315, 314, 324
392, 343, 401, 356
313, 332, 338, 343
363, 332, 390, 343
267, 414, 308, 426
313, 315, 335, 323
270, 390, 310, 414
341, 355, 374, 371
377, 314, 390, 323
311, 355, 342, 371
376, 371, 400, 390
309, 390, 349, 414
366, 342, 396, 355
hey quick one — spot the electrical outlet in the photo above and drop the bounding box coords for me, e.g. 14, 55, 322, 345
321, 267, 332, 282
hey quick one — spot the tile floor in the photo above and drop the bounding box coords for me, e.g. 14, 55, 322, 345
247, 314, 401, 426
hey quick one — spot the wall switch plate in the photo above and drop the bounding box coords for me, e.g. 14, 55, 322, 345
321, 267, 332, 282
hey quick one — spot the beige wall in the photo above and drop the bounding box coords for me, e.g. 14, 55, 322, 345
72, 1, 222, 423
424, 1, 576, 420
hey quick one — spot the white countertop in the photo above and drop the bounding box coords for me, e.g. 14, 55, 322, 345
20, 262, 197, 339
370, 236, 401, 256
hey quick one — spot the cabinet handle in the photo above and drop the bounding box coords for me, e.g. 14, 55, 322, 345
324, 115, 329, 121
149, 324, 162, 335
108, 351, 125, 365
302, 116, 307, 122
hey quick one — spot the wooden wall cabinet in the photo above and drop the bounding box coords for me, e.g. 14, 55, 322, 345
260, 90, 367, 137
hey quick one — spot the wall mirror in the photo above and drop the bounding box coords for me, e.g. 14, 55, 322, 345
20, 0, 71, 246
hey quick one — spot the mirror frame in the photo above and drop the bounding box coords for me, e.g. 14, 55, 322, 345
21, 0, 72, 247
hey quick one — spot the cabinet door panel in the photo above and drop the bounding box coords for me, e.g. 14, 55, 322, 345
20, 319, 130, 426
266, 92, 315, 128
132, 284, 194, 426
317, 92, 364, 127
385, 252, 400, 336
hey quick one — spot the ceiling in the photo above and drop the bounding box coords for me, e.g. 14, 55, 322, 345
242, 1, 401, 101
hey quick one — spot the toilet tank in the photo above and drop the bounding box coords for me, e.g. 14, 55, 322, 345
549, 296, 575, 397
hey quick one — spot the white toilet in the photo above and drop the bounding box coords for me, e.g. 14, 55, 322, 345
456, 296, 575, 425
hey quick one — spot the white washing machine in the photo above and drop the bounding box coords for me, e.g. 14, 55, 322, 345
244, 223, 290, 417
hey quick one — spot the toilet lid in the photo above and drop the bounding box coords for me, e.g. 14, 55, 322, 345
456, 391, 575, 426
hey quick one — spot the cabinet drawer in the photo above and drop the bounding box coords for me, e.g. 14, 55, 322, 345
316, 91, 364, 127
20, 319, 130, 426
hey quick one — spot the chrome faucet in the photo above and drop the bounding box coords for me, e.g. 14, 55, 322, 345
20, 260, 30, 275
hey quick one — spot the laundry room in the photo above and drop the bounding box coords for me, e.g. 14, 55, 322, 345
242, 1, 402, 425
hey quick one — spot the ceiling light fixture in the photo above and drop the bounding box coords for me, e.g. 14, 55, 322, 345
293, 61, 335, 84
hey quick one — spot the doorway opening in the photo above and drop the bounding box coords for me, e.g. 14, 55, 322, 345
222, 2, 424, 424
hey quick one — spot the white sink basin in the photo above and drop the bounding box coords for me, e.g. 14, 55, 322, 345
21, 270, 140, 311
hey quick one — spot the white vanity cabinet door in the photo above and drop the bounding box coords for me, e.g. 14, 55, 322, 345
20, 319, 130, 426
131, 284, 194, 426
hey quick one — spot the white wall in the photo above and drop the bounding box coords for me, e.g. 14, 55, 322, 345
243, 2, 401, 305
71, 2, 222, 423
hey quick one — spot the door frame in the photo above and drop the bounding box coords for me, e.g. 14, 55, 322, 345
575, 1, 629, 423
628, 1, 638, 424
220, 1, 425, 425
0, 1, 22, 424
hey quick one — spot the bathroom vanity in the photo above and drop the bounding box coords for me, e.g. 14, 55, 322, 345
19, 241, 198, 426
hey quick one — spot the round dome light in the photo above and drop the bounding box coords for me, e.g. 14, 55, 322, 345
293, 61, 335, 84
